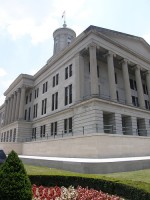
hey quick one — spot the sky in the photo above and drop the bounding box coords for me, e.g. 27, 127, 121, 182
0, 0, 150, 106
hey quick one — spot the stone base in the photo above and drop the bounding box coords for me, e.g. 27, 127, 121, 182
19, 155, 150, 174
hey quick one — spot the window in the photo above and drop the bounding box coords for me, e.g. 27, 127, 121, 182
67, 36, 71, 44
65, 84, 72, 106
4, 132, 6, 142
65, 67, 68, 79
69, 64, 72, 77
33, 103, 38, 118
43, 81, 48, 93
6, 131, 9, 142
51, 122, 57, 135
28, 107, 31, 121
52, 92, 58, 111
132, 96, 138, 107
53, 74, 59, 87
9, 130, 12, 142
35, 88, 39, 99
29, 93, 32, 102
143, 84, 148, 95
97, 65, 99, 78
40, 125, 46, 138
115, 72, 117, 84
53, 76, 55, 87
64, 117, 72, 133
116, 90, 119, 101
32, 128, 36, 140
1, 132, 3, 142
130, 79, 137, 90
56, 74, 59, 85
145, 100, 150, 110
26, 96, 28, 104
24, 109, 27, 120
13, 129, 16, 142
65, 64, 73, 79
41, 98, 47, 115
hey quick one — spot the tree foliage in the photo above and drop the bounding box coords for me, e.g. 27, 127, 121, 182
0, 150, 32, 200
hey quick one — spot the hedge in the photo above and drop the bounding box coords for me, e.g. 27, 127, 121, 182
29, 175, 150, 200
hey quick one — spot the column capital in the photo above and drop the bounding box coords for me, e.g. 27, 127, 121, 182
103, 50, 116, 58
88, 42, 97, 49
134, 64, 141, 71
120, 58, 129, 65
145, 70, 150, 76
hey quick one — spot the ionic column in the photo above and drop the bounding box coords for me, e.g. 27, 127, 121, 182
89, 44, 99, 96
122, 59, 132, 105
135, 65, 145, 108
146, 70, 150, 101
4, 100, 8, 125
11, 92, 17, 122
19, 86, 26, 120
107, 51, 117, 101
74, 53, 84, 102
15, 89, 21, 121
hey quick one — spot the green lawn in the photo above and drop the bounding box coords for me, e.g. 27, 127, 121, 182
25, 165, 150, 183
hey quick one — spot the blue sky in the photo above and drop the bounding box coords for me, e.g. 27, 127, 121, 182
0, 0, 150, 106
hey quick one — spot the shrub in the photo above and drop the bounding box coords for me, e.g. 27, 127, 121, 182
0, 150, 32, 200
29, 175, 150, 200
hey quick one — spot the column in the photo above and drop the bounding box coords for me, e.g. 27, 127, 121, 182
114, 113, 123, 134
9, 94, 14, 123
11, 92, 17, 122
122, 59, 132, 105
145, 118, 150, 136
130, 116, 137, 135
135, 65, 145, 108
146, 70, 150, 101
19, 86, 26, 120
4, 100, 8, 125
89, 44, 99, 96
74, 53, 84, 102
107, 51, 117, 101
7, 98, 11, 124
15, 89, 21, 121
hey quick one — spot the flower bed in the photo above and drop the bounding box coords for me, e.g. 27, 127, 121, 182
32, 185, 124, 200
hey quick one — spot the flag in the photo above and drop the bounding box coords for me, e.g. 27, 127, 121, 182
62, 11, 65, 18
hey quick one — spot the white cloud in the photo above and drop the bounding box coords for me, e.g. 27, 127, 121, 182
143, 33, 150, 45
0, 68, 7, 77
0, 95, 5, 106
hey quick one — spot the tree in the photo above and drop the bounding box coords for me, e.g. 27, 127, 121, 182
0, 150, 32, 200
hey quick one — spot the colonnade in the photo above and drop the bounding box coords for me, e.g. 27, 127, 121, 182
76, 43, 150, 108
4, 86, 26, 125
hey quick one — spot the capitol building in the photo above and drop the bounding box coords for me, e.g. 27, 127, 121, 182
0, 23, 150, 160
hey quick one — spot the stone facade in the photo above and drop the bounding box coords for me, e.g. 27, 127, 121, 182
0, 25, 150, 157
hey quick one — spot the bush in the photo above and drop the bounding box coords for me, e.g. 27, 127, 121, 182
0, 150, 32, 200
29, 175, 150, 200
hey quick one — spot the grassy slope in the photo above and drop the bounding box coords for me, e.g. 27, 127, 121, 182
25, 165, 150, 192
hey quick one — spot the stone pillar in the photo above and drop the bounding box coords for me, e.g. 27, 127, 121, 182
19, 86, 26, 120
89, 44, 99, 96
4, 100, 8, 125
15, 89, 21, 121
135, 65, 145, 108
122, 59, 132, 105
107, 51, 117, 101
7, 97, 11, 124
9, 94, 14, 123
74, 53, 84, 102
145, 118, 150, 136
146, 70, 150, 101
130, 116, 137, 135
114, 113, 123, 134
11, 92, 17, 122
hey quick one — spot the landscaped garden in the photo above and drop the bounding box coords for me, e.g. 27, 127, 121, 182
0, 151, 150, 200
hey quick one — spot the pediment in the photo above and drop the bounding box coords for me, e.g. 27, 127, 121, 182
102, 32, 150, 60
